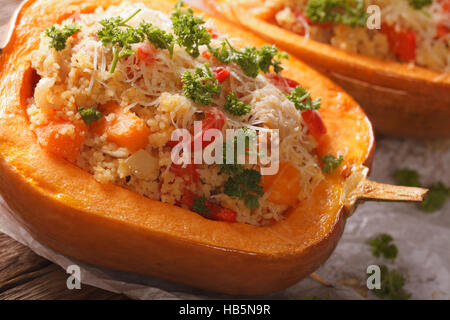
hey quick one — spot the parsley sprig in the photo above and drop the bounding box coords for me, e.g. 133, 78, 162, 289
369, 234, 398, 261
224, 168, 264, 209
305, 0, 368, 28
171, 1, 211, 58
393, 168, 449, 213
219, 128, 257, 175
97, 9, 145, 73
45, 23, 81, 51
192, 196, 210, 216
421, 182, 449, 212
78, 107, 102, 126
409, 0, 432, 10
321, 154, 344, 174
372, 265, 411, 300
224, 91, 251, 116
182, 63, 221, 105
393, 168, 420, 187
287, 86, 321, 111
209, 39, 288, 78
140, 22, 175, 58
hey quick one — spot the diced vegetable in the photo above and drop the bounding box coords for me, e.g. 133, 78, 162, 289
206, 202, 237, 222
214, 67, 230, 83
265, 74, 299, 94
180, 190, 237, 222
171, 163, 199, 185
382, 24, 416, 61
192, 107, 226, 151
125, 149, 159, 180
135, 42, 156, 65
302, 110, 327, 143
436, 1, 450, 40
91, 101, 150, 152
35, 120, 87, 162
261, 162, 301, 207
206, 27, 219, 39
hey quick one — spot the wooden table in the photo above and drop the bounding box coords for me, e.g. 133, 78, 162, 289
0, 0, 126, 300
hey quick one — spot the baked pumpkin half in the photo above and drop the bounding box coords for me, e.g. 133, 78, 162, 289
0, 0, 426, 295
192, 0, 450, 139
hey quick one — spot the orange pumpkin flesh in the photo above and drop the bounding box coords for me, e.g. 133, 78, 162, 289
0, 0, 373, 294
200, 0, 450, 140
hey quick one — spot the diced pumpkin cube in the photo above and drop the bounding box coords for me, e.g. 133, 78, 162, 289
35, 120, 87, 162
91, 101, 150, 152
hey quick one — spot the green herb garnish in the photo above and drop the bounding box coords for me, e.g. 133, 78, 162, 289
409, 0, 432, 9
219, 128, 256, 175
224, 168, 264, 209
140, 22, 175, 58
224, 91, 251, 116
171, 1, 211, 58
393, 168, 449, 213
45, 23, 81, 51
192, 196, 210, 216
287, 86, 321, 111
321, 154, 343, 174
209, 39, 288, 78
182, 63, 221, 105
78, 107, 102, 126
393, 168, 420, 187
369, 233, 398, 260
97, 9, 145, 73
371, 265, 411, 300
305, 0, 368, 28
420, 182, 450, 212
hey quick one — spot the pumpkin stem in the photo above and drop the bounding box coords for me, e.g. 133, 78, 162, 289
343, 166, 428, 217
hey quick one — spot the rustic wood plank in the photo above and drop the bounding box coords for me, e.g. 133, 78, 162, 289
0, 233, 128, 300
0, 264, 127, 300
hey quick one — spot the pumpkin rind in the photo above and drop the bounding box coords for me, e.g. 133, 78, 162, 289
0, 0, 374, 294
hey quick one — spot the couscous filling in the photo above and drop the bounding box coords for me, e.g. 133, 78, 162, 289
27, 1, 337, 226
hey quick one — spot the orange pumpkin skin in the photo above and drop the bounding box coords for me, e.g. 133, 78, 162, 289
0, 0, 374, 294
200, 0, 450, 140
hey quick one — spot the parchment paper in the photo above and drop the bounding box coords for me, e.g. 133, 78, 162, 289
1, 136, 449, 300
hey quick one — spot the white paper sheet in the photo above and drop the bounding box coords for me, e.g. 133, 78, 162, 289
1, 136, 449, 300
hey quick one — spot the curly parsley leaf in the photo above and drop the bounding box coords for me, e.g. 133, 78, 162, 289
305, 0, 368, 28
140, 22, 175, 58
287, 86, 321, 111
393, 168, 449, 213
409, 0, 432, 9
209, 39, 288, 78
182, 63, 221, 105
393, 168, 421, 187
321, 154, 343, 174
371, 265, 411, 300
97, 9, 145, 73
369, 234, 398, 260
219, 128, 257, 175
171, 1, 211, 58
224, 169, 264, 209
78, 107, 102, 126
420, 182, 450, 212
192, 196, 210, 216
45, 23, 81, 51
224, 91, 251, 116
